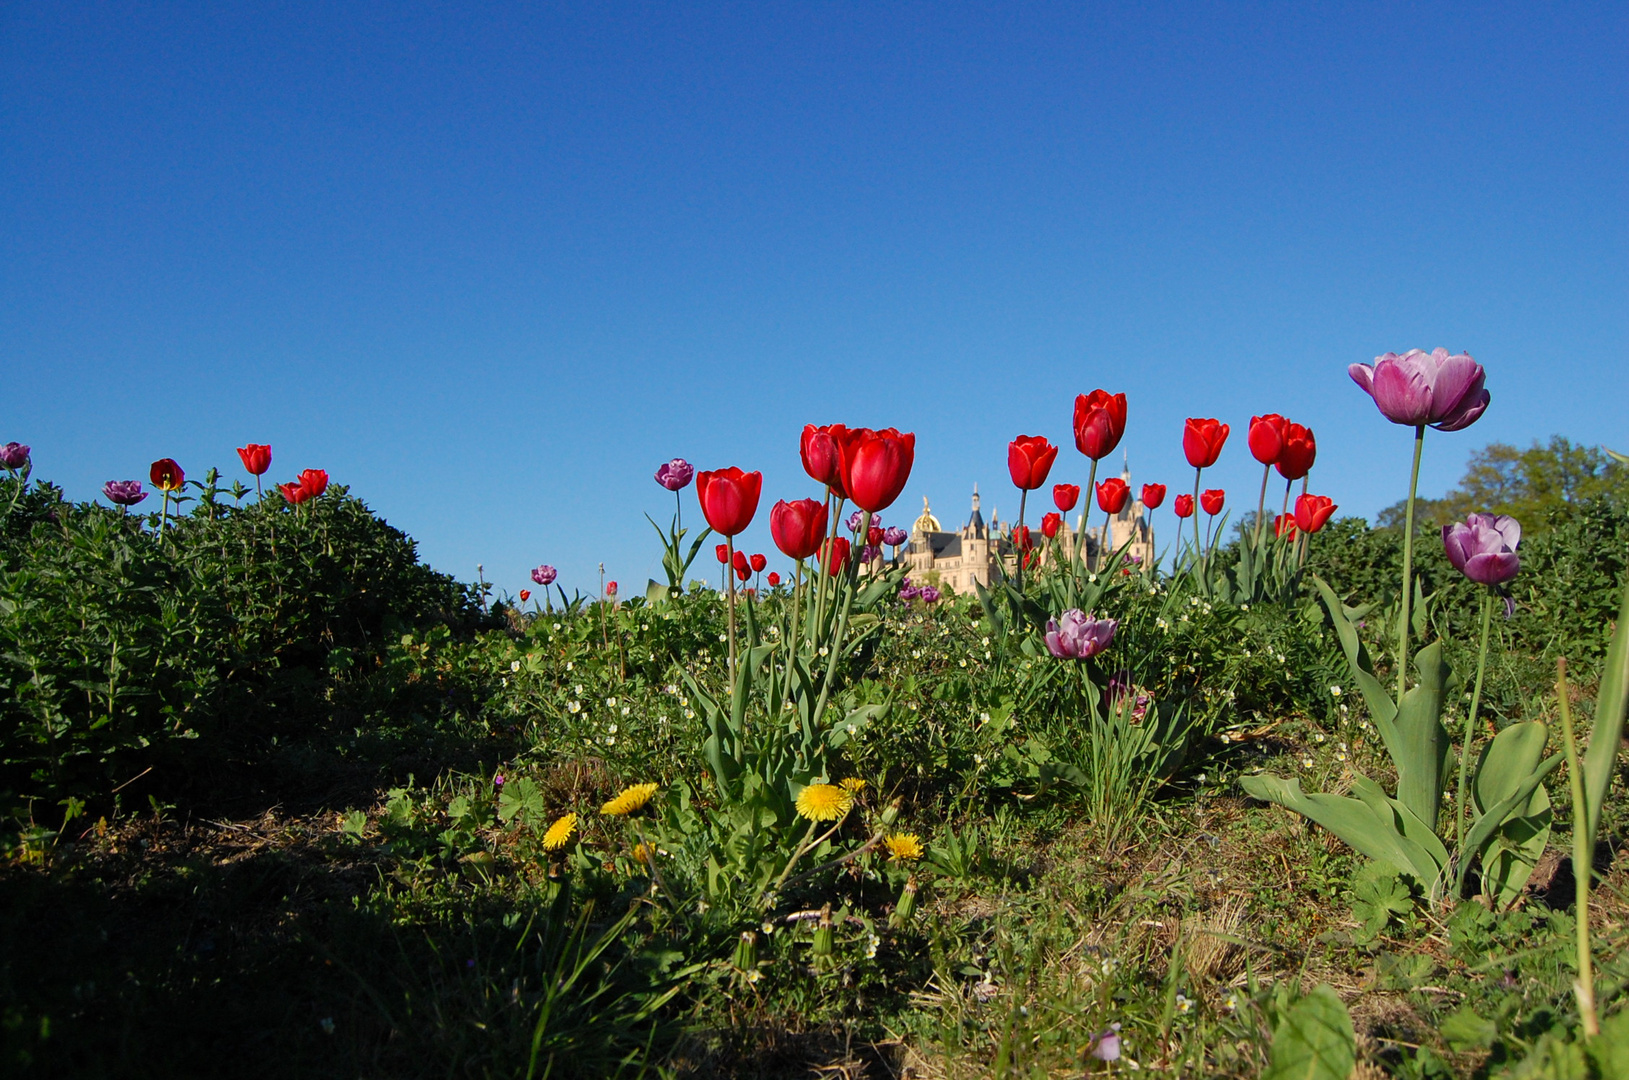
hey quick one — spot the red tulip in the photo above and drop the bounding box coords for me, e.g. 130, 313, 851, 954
867, 526, 883, 546
1173, 494, 1195, 518
606, 581, 618, 597
1182, 419, 1230, 469
1294, 494, 1337, 534
732, 550, 749, 574
1096, 477, 1130, 514
278, 481, 310, 505
1274, 514, 1298, 538
520, 589, 531, 601
767, 571, 781, 587
715, 543, 730, 564
1200, 489, 1225, 516
770, 498, 827, 560
1141, 483, 1166, 509
819, 536, 851, 577
1073, 390, 1127, 460
1041, 511, 1062, 539
750, 552, 767, 573
839, 428, 915, 513
800, 424, 849, 495
1013, 525, 1034, 551
1275, 423, 1316, 480
298, 468, 329, 498
696, 467, 763, 536
735, 562, 751, 582
1247, 414, 1287, 466
1007, 435, 1058, 490
150, 458, 185, 491
237, 444, 272, 476
1052, 483, 1080, 512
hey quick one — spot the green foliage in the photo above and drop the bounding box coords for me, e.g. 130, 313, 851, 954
1261, 984, 1356, 1080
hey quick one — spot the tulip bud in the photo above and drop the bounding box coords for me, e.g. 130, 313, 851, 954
749, 552, 767, 573
890, 877, 919, 928
715, 543, 730, 564
812, 904, 834, 958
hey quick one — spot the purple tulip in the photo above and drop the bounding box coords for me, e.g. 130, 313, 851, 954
531, 565, 558, 586
1348, 348, 1489, 431
0, 442, 29, 470
103, 480, 148, 507
1044, 609, 1117, 660
883, 526, 908, 546
846, 509, 865, 532
654, 458, 694, 491
1090, 1023, 1122, 1062
1442, 513, 1520, 586
898, 586, 919, 601
860, 544, 880, 563
919, 586, 941, 604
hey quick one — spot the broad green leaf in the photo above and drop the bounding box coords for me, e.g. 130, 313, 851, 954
1349, 774, 1449, 895
1480, 783, 1551, 910
1239, 774, 1441, 885
1394, 641, 1451, 831
1313, 576, 1400, 758
1262, 984, 1355, 1080
1439, 1006, 1497, 1052
1458, 753, 1563, 894
1474, 722, 1549, 812
1582, 575, 1629, 847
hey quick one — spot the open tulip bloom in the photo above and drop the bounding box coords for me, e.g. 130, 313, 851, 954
103, 480, 147, 509
1044, 609, 1117, 661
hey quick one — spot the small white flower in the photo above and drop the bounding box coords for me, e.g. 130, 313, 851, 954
510, 660, 521, 672
1314, 732, 1326, 743
979, 712, 990, 723
607, 724, 618, 735
819, 646, 829, 657
605, 735, 616, 746
1301, 755, 1314, 767
1330, 685, 1342, 697
1222, 990, 1240, 1012
718, 633, 727, 643
1175, 992, 1193, 1015
606, 697, 617, 707
684, 708, 695, 719
658, 714, 668, 724
574, 685, 584, 695
565, 661, 574, 671
553, 623, 562, 631
568, 701, 581, 714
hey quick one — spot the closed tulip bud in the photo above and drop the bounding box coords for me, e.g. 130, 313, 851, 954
732, 550, 749, 574
820, 536, 851, 577
715, 543, 730, 564
883, 526, 908, 546
1007, 435, 1059, 491
800, 424, 848, 494
890, 877, 919, 928
1275, 423, 1316, 480
1052, 483, 1080, 512
519, 589, 531, 601
297, 468, 329, 498
1182, 419, 1230, 469
1141, 483, 1166, 509
149, 458, 185, 491
654, 458, 694, 491
750, 552, 767, 573
1013, 525, 1033, 551
236, 443, 272, 476
0, 443, 30, 471
1201, 489, 1225, 516
1041, 511, 1062, 539
1096, 477, 1130, 514
770, 498, 827, 560
1442, 513, 1520, 585
1293, 494, 1337, 534
278, 481, 310, 505
767, 571, 781, 587
1073, 390, 1127, 461
1274, 513, 1297, 538
696, 467, 763, 536
606, 581, 618, 597
1247, 414, 1287, 465
1173, 494, 1195, 518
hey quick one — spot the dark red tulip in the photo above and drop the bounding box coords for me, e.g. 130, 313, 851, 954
1247, 415, 1287, 466
735, 563, 751, 582
1274, 513, 1298, 538
1141, 483, 1166, 509
732, 550, 749, 574
1053, 484, 1080, 512
298, 468, 329, 498
715, 543, 730, 564
1007, 435, 1058, 490
1174, 494, 1195, 518
750, 552, 767, 573
1041, 512, 1062, 539
520, 589, 531, 601
1182, 419, 1230, 469
150, 458, 185, 491
1013, 525, 1033, 551
696, 467, 763, 536
819, 536, 851, 577
278, 481, 310, 505
1294, 494, 1337, 534
767, 571, 781, 587
1201, 489, 1225, 516
1073, 390, 1127, 461
840, 428, 915, 513
1096, 477, 1130, 514
237, 444, 272, 476
867, 526, 883, 546
770, 498, 827, 561
801, 424, 849, 495
1275, 423, 1317, 480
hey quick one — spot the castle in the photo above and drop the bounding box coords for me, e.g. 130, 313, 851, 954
893, 461, 1156, 595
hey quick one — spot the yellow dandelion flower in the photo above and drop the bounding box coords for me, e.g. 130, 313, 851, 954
884, 832, 924, 862
839, 777, 867, 795
542, 813, 577, 851
795, 783, 851, 822
631, 841, 655, 865
601, 782, 659, 816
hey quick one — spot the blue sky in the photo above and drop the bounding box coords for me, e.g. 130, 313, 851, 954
3, 2, 1624, 596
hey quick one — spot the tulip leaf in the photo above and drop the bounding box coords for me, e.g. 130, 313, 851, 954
1238, 774, 1441, 886
1456, 752, 1563, 895
1313, 576, 1401, 758
1480, 783, 1550, 910
1581, 575, 1629, 848
1349, 774, 1449, 894
1474, 722, 1549, 812
1392, 642, 1451, 832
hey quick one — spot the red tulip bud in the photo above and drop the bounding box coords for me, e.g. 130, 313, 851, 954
1247, 414, 1287, 466
1041, 511, 1062, 539
1141, 483, 1166, 509
1182, 418, 1230, 469
715, 543, 730, 564
1007, 435, 1059, 491
1096, 477, 1130, 514
1173, 494, 1195, 518
1052, 484, 1080, 512
1200, 489, 1225, 516
749, 552, 767, 573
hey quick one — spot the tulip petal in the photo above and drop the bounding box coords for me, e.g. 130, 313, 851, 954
1348, 363, 1376, 396
1431, 388, 1489, 432
1369, 356, 1433, 425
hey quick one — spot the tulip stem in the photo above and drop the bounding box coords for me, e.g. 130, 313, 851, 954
1556, 657, 1599, 1039
1398, 424, 1426, 704
1076, 460, 1099, 578
1191, 468, 1203, 578
784, 558, 806, 714
811, 513, 866, 736
725, 537, 738, 682
1015, 489, 1028, 591
1253, 463, 1271, 550
1456, 591, 1494, 852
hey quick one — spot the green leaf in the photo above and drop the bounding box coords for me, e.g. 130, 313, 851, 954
1581, 575, 1629, 848
1351, 861, 1412, 940
1458, 752, 1563, 895
1261, 984, 1355, 1080
1439, 1006, 1497, 1052
1239, 774, 1444, 887
1475, 722, 1551, 812
1313, 576, 1401, 757
1392, 641, 1451, 831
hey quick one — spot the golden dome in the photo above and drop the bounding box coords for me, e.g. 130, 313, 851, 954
912, 495, 941, 534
